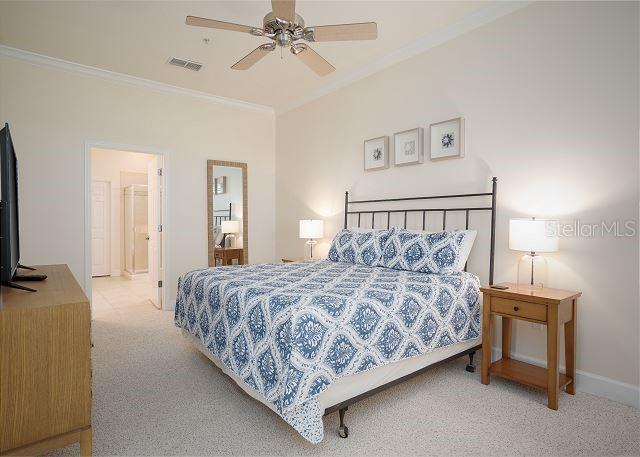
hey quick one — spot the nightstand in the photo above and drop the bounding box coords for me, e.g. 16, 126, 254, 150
281, 256, 306, 263
214, 247, 244, 266
480, 283, 581, 410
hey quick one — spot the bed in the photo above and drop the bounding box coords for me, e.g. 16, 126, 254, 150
175, 178, 497, 443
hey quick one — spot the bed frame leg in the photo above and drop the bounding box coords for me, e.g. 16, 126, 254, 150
465, 351, 476, 373
338, 406, 349, 438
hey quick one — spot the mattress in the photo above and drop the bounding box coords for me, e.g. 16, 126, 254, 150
175, 260, 481, 443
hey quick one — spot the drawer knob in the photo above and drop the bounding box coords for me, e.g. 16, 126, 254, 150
513, 306, 520, 312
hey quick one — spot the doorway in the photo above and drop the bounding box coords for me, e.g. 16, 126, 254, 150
87, 147, 166, 314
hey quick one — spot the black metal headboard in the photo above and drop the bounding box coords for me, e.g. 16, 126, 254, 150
343, 177, 497, 284
213, 202, 232, 226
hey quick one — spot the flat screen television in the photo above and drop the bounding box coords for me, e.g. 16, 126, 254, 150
1, 123, 45, 292
0, 123, 20, 286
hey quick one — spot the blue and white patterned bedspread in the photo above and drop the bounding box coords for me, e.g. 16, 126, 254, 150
175, 260, 480, 443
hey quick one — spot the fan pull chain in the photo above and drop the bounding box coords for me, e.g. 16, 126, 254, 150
280, 46, 283, 60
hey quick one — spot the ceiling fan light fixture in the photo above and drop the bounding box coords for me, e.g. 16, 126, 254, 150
274, 17, 291, 29
186, 0, 377, 76
290, 43, 306, 55
301, 28, 316, 42
275, 30, 293, 47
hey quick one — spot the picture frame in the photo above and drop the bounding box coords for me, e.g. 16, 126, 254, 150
363, 136, 389, 171
393, 127, 423, 166
430, 117, 465, 160
214, 176, 226, 194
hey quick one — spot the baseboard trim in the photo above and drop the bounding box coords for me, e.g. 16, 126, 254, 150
491, 347, 639, 409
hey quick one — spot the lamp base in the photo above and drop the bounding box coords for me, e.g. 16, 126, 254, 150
305, 239, 318, 260
517, 253, 548, 288
224, 233, 236, 249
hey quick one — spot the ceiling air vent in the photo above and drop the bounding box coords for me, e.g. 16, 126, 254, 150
167, 57, 203, 72
184, 61, 203, 72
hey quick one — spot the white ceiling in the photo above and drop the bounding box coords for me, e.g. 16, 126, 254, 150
0, 1, 512, 111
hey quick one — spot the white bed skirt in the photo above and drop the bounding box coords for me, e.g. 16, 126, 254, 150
182, 329, 480, 415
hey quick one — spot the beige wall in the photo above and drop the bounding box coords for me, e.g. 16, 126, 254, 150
276, 2, 639, 400
0, 57, 276, 306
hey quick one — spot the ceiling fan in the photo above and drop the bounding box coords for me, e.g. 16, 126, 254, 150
186, 0, 378, 76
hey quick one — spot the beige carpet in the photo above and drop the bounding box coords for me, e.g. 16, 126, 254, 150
49, 298, 639, 456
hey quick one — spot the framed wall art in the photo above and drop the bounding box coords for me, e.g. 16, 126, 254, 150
393, 127, 423, 166
214, 176, 226, 194
430, 117, 465, 160
363, 136, 389, 171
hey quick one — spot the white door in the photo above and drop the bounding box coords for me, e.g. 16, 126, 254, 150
91, 180, 110, 277
147, 156, 163, 308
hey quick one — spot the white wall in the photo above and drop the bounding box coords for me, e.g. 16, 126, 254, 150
0, 56, 276, 307
276, 2, 639, 404
91, 148, 153, 276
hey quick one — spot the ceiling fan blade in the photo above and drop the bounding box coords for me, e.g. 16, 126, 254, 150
186, 16, 254, 33
308, 22, 377, 41
294, 45, 335, 76
231, 44, 275, 70
271, 0, 296, 22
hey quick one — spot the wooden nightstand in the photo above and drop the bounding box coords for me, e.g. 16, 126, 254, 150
480, 283, 581, 410
214, 247, 244, 266
281, 256, 306, 263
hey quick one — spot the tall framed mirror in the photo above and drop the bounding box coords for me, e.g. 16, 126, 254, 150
207, 160, 248, 267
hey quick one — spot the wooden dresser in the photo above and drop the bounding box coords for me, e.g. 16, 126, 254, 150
0, 265, 92, 456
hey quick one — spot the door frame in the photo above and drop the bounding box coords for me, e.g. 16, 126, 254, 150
90, 178, 111, 277
84, 141, 170, 311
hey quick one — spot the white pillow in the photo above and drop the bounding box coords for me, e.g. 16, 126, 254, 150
213, 225, 223, 247
455, 229, 477, 270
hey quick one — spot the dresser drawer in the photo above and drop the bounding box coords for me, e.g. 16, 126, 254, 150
491, 297, 547, 322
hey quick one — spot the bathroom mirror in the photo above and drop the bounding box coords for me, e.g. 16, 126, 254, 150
207, 160, 248, 266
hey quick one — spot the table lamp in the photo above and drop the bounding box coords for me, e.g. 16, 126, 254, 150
222, 220, 240, 248
299, 219, 323, 259
509, 217, 559, 288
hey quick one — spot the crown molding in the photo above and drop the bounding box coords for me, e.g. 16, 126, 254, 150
275, 1, 531, 114
0, 44, 274, 114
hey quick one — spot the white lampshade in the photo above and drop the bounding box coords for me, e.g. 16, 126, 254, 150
299, 219, 323, 239
221, 220, 240, 234
509, 218, 559, 253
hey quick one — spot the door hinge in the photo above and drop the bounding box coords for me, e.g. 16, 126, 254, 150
157, 224, 163, 232
157, 168, 163, 176
158, 280, 163, 288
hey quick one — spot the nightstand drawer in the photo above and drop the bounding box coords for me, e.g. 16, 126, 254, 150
491, 297, 547, 322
